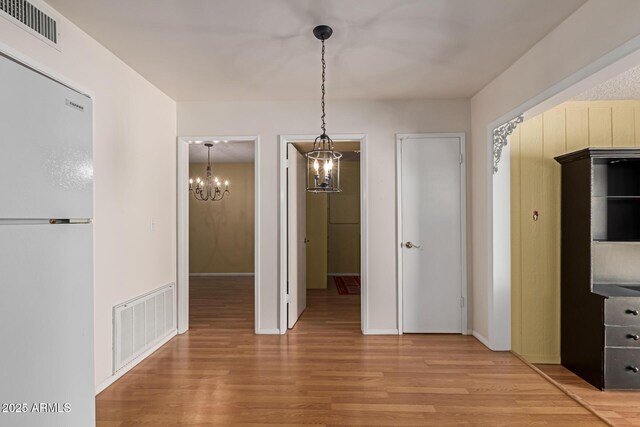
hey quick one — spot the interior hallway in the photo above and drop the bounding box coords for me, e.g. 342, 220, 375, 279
96, 276, 604, 426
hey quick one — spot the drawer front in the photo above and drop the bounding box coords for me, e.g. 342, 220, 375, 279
606, 326, 640, 348
605, 348, 640, 389
605, 299, 640, 326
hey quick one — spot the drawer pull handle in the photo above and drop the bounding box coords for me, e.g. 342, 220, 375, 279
626, 309, 640, 316
628, 334, 640, 341
628, 366, 640, 373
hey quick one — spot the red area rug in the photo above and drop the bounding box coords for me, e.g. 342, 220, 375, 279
334, 276, 361, 295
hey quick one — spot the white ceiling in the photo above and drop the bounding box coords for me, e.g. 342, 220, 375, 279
189, 140, 254, 163
47, 0, 586, 101
572, 65, 640, 101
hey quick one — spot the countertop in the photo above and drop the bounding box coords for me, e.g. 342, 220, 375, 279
593, 283, 640, 297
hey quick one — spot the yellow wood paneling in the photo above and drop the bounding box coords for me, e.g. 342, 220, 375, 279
519, 114, 545, 361
306, 193, 327, 289
538, 107, 565, 363
566, 106, 589, 152
635, 107, 640, 147
511, 100, 640, 364
612, 106, 635, 147
328, 161, 361, 274
588, 107, 612, 147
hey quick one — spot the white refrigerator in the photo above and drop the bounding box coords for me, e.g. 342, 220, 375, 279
0, 53, 95, 426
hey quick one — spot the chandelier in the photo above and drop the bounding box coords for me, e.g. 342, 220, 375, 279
306, 25, 342, 193
189, 143, 230, 202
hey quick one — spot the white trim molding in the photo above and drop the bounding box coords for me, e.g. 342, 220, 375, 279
177, 135, 260, 335
279, 134, 369, 334
492, 115, 523, 173
396, 133, 468, 336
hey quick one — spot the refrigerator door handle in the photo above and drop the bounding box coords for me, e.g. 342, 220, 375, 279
49, 219, 92, 224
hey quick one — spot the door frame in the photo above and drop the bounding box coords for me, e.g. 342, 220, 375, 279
396, 133, 468, 335
176, 135, 260, 334
278, 134, 368, 334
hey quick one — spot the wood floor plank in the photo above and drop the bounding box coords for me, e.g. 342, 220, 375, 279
96, 276, 605, 426
537, 364, 640, 426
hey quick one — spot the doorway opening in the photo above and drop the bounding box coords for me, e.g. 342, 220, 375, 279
279, 134, 368, 334
177, 136, 259, 334
508, 67, 640, 367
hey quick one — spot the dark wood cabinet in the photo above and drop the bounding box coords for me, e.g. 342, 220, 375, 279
556, 148, 640, 390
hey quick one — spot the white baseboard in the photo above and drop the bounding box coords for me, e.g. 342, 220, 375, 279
363, 329, 400, 335
327, 273, 360, 276
190, 273, 254, 277
256, 328, 280, 334
95, 330, 177, 395
472, 330, 491, 349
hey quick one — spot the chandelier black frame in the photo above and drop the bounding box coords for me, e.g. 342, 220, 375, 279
189, 143, 230, 202
306, 25, 342, 193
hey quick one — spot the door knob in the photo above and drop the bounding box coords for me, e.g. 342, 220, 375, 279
627, 309, 639, 316
627, 334, 640, 341
404, 241, 421, 249
628, 366, 640, 373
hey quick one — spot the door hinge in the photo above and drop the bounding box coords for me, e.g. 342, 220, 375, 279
459, 153, 464, 164
460, 297, 465, 308
285, 294, 290, 303
284, 159, 289, 168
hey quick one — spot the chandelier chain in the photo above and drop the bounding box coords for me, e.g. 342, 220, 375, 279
320, 39, 326, 137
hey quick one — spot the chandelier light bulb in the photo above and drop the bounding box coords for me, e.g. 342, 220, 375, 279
225, 180, 229, 186
189, 178, 193, 184
313, 159, 319, 172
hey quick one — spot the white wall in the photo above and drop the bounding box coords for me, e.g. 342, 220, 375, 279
470, 0, 640, 349
178, 99, 471, 332
0, 7, 177, 386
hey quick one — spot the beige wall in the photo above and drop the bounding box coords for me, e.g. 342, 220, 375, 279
511, 100, 640, 363
328, 160, 361, 274
0, 5, 177, 386
306, 193, 327, 289
189, 162, 254, 273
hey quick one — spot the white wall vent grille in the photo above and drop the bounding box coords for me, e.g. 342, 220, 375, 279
113, 283, 176, 373
0, 0, 60, 49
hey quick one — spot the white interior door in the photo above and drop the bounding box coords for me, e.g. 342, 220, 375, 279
288, 144, 307, 328
400, 136, 464, 333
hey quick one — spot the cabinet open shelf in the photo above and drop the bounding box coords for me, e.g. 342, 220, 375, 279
592, 159, 640, 241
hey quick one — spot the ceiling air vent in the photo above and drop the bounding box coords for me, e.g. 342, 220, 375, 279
0, 0, 60, 50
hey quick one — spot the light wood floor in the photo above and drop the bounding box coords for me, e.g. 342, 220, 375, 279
537, 364, 640, 426
96, 276, 604, 426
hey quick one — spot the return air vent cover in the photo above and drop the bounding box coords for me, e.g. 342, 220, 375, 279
113, 283, 176, 373
0, 0, 60, 49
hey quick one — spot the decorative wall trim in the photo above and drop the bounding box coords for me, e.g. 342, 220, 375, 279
493, 115, 523, 173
